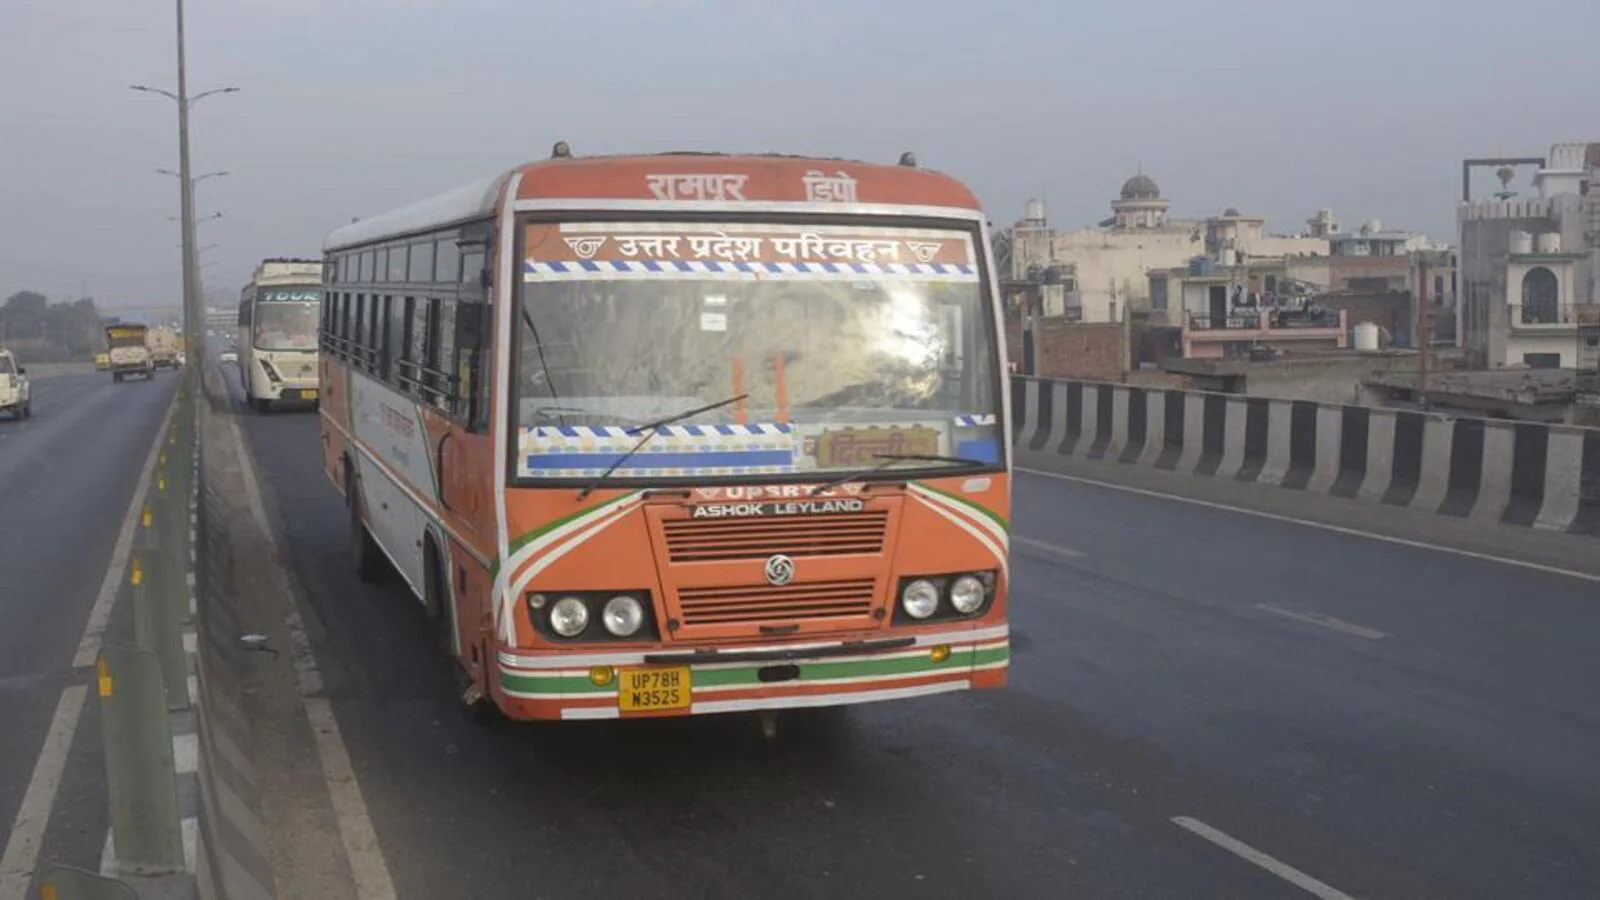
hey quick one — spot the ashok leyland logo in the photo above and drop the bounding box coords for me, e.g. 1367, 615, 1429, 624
763, 554, 796, 586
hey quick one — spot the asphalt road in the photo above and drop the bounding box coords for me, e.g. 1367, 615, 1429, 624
0, 368, 178, 893
231, 392, 1600, 899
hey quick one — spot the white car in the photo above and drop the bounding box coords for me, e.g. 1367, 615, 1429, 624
0, 349, 32, 419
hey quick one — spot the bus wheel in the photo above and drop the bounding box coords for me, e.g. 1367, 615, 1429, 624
346, 464, 385, 583
422, 540, 448, 648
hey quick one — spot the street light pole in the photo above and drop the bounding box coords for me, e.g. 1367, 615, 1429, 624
174, 0, 202, 369
131, 10, 236, 377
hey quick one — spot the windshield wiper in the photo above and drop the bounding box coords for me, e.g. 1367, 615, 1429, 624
520, 306, 563, 423
574, 394, 749, 500
809, 453, 990, 496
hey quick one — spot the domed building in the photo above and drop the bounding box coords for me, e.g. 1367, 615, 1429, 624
1001, 170, 1334, 326
1111, 173, 1170, 230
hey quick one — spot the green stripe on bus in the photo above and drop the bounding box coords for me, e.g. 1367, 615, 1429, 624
500, 642, 1009, 695
918, 483, 1009, 530
504, 490, 641, 560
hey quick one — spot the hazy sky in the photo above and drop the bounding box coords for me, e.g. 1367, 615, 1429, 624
2, 0, 1595, 308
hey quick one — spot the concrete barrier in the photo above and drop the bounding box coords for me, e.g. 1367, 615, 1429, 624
1011, 376, 1600, 537
192, 366, 276, 900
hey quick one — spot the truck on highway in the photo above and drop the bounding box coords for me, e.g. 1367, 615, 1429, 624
238, 258, 324, 412
149, 326, 181, 369
106, 323, 155, 382
0, 348, 31, 419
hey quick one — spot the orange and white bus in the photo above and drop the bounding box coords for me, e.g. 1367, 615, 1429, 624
317, 144, 1010, 728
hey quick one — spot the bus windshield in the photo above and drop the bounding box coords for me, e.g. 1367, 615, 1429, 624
253, 292, 321, 351
515, 222, 1001, 482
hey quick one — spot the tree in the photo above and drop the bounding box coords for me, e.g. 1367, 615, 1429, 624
0, 291, 104, 362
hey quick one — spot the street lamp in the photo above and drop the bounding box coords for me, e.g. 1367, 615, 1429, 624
129, 20, 239, 367
156, 168, 228, 185
130, 84, 238, 108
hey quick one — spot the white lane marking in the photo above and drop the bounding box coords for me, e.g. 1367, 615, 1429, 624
0, 685, 89, 899
1012, 534, 1087, 559
182, 816, 197, 871
1018, 467, 1600, 585
174, 732, 199, 775
72, 390, 181, 668
1171, 816, 1356, 900
97, 817, 197, 878
226, 408, 397, 898
1256, 603, 1388, 640
182, 631, 197, 655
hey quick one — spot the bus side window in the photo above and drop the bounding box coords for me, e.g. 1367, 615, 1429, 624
409, 297, 429, 395
454, 300, 490, 430
434, 297, 457, 412
460, 249, 485, 286
353, 294, 367, 366
435, 239, 460, 284
384, 296, 406, 379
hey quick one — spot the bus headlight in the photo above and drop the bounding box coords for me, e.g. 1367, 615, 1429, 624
900, 579, 940, 620
549, 597, 589, 637
949, 575, 987, 615
601, 595, 645, 638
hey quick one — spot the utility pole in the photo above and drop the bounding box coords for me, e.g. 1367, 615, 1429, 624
1416, 252, 1430, 409
133, 4, 235, 387
174, 0, 201, 373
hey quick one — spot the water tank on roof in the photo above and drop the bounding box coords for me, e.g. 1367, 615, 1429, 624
1220, 248, 1238, 267
1189, 257, 1212, 276
1535, 231, 1563, 253
1353, 321, 1380, 352
1361, 218, 1382, 235
1510, 231, 1534, 254
1024, 198, 1047, 226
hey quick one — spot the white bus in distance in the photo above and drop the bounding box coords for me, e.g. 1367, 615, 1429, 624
238, 257, 324, 412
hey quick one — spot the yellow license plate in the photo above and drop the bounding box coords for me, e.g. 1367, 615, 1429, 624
302, 389, 318, 400
618, 667, 691, 713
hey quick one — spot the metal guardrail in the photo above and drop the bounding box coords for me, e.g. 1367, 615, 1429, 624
42, 382, 199, 897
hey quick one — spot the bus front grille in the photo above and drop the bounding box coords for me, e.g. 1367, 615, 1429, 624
661, 512, 889, 563
675, 579, 877, 626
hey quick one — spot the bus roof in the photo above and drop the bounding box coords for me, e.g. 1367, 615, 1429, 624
323, 150, 983, 252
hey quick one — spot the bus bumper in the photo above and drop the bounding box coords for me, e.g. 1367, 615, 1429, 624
261, 381, 319, 403
494, 623, 1008, 721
